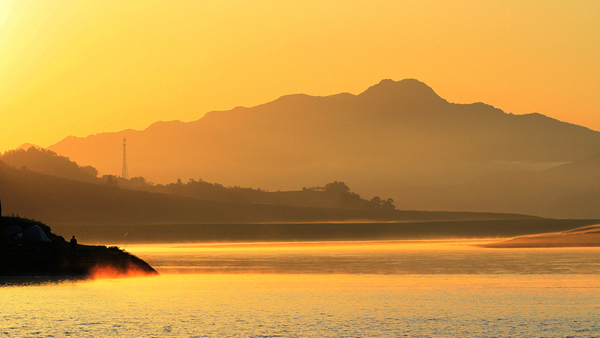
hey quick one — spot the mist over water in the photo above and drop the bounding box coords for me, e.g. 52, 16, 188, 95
3, 241, 600, 337
129, 240, 600, 275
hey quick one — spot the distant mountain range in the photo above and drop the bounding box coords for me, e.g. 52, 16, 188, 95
46, 79, 600, 218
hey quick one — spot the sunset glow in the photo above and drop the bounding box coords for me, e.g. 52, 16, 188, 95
4, 272, 599, 336
127, 239, 495, 253
4, 2, 600, 335
1, 0, 599, 152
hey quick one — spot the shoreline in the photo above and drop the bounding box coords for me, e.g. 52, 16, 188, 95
1, 217, 158, 280
482, 224, 600, 248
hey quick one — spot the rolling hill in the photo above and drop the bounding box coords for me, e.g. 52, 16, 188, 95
4, 161, 586, 243
0, 161, 534, 225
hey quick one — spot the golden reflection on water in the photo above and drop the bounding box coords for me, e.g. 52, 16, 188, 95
3, 242, 600, 337
3, 273, 600, 337
125, 240, 600, 275
127, 239, 495, 252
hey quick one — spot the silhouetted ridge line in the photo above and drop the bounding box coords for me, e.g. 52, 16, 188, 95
357, 79, 447, 106
45, 78, 600, 218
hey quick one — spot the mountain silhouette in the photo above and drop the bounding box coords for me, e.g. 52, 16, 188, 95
47, 79, 600, 217
357, 79, 447, 109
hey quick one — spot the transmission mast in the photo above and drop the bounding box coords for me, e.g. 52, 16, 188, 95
122, 138, 129, 179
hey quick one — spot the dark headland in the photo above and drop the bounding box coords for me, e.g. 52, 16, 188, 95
1, 216, 157, 284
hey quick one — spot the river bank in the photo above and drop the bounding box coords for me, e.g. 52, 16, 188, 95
1, 217, 157, 281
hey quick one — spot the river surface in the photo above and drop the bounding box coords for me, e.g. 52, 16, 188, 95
2, 240, 600, 337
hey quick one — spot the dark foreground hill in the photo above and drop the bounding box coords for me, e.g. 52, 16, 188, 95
0, 161, 533, 225
0, 217, 157, 281
5, 160, 595, 243
4, 160, 599, 243
2, 146, 398, 210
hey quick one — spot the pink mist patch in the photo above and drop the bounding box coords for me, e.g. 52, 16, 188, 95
89, 263, 156, 279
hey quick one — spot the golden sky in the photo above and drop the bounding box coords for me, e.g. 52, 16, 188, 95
1, 0, 599, 153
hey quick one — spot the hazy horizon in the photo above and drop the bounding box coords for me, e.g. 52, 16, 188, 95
2, 1, 600, 153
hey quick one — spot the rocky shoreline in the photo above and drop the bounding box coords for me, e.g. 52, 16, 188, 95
1, 217, 157, 282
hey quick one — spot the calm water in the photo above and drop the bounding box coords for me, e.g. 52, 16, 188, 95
2, 240, 600, 337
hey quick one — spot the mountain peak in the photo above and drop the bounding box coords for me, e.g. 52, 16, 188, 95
358, 79, 446, 106
15, 143, 44, 151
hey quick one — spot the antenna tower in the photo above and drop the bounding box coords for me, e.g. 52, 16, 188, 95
122, 138, 129, 179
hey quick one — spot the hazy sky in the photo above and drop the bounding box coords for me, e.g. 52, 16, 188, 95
1, 0, 599, 152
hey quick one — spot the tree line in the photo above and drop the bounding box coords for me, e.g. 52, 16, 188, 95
2, 147, 395, 210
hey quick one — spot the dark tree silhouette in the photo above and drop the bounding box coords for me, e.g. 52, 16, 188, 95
104, 175, 119, 187
0, 147, 99, 183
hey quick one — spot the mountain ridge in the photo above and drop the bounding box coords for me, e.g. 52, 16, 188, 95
46, 79, 600, 217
